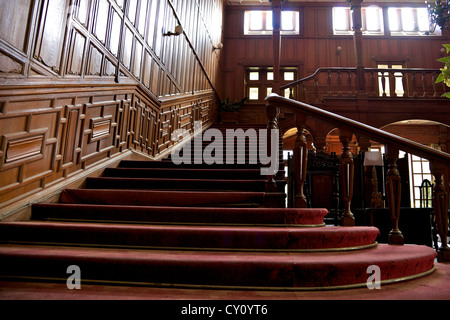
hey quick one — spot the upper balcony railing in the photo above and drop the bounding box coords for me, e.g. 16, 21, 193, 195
281, 67, 449, 104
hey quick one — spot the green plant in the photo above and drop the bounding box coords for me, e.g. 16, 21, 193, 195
219, 97, 248, 112
436, 44, 450, 98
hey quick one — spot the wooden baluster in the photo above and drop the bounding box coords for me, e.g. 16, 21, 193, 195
337, 71, 342, 95
370, 70, 376, 96
293, 112, 308, 208
402, 71, 407, 97
347, 71, 352, 95
339, 128, 355, 226
385, 145, 404, 245
327, 71, 332, 96
412, 73, 417, 97
390, 70, 397, 97
429, 161, 450, 262
265, 104, 280, 192
421, 72, 426, 97
381, 71, 387, 97
432, 74, 438, 97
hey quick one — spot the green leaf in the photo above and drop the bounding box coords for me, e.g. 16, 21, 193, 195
441, 92, 450, 98
437, 56, 450, 64
444, 44, 450, 53
436, 73, 444, 83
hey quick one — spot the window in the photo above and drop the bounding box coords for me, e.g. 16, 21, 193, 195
409, 155, 433, 208
332, 6, 384, 36
246, 67, 297, 101
377, 64, 404, 97
244, 10, 299, 35
388, 7, 441, 36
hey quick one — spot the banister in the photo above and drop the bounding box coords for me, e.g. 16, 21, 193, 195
280, 67, 357, 91
266, 93, 449, 262
281, 67, 446, 101
266, 94, 450, 165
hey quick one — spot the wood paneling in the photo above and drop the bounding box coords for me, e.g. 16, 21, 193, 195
223, 4, 450, 102
0, 0, 222, 216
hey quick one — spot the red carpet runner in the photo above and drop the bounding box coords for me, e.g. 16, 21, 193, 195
0, 124, 437, 290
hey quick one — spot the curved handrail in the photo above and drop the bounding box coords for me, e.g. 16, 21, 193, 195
266, 93, 450, 165
280, 67, 357, 91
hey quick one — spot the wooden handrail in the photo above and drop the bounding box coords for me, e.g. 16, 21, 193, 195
266, 94, 450, 164
280, 67, 357, 91
266, 93, 450, 262
281, 67, 447, 101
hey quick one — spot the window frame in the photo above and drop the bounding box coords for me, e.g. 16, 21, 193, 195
245, 67, 298, 102
244, 10, 300, 36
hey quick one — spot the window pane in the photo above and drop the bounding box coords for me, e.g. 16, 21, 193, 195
249, 87, 259, 100
282, 11, 294, 31
366, 6, 380, 31
333, 7, 349, 31
266, 11, 273, 30
267, 72, 274, 81
417, 8, 430, 31
249, 72, 259, 81
249, 11, 263, 30
284, 89, 290, 98
284, 71, 295, 81
401, 8, 415, 31
388, 8, 400, 31
267, 87, 273, 96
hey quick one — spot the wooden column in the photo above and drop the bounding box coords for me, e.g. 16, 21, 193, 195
293, 112, 308, 208
270, 0, 284, 95
339, 128, 355, 226
265, 103, 280, 192
349, 0, 366, 94
429, 161, 450, 262
385, 145, 404, 245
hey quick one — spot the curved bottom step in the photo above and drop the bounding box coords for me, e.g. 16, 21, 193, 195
0, 244, 436, 290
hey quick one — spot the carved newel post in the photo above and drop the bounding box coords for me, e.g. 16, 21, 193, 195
429, 161, 450, 262
293, 112, 308, 208
265, 103, 280, 192
339, 128, 355, 226
385, 145, 404, 245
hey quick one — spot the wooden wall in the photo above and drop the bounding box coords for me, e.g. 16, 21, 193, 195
0, 0, 224, 218
223, 2, 450, 123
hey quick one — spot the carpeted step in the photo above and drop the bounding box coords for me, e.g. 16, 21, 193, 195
84, 177, 286, 192
117, 160, 264, 170
31, 204, 328, 227
0, 222, 379, 251
102, 168, 265, 179
0, 244, 436, 290
58, 189, 286, 208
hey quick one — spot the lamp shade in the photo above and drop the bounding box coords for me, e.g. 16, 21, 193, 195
364, 151, 384, 166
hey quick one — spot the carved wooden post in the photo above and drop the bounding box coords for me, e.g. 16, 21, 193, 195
293, 112, 308, 208
339, 128, 355, 226
349, 0, 366, 94
270, 0, 284, 95
265, 103, 280, 192
385, 145, 404, 245
429, 161, 450, 262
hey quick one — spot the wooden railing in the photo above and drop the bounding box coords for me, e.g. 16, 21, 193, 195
266, 93, 450, 262
281, 67, 449, 103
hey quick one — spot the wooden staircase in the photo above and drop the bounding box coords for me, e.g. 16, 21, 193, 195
0, 124, 437, 291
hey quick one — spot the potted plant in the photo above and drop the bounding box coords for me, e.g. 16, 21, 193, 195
218, 97, 248, 123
